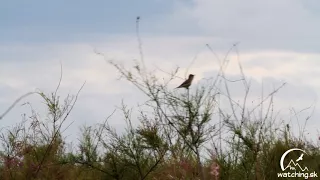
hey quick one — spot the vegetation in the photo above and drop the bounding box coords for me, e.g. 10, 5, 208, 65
0, 41, 319, 179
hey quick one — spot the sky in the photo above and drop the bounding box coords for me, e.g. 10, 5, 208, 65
0, 0, 320, 144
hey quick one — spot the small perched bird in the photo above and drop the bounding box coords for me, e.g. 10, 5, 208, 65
176, 74, 195, 89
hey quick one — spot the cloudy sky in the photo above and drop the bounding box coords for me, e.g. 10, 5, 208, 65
0, 0, 319, 143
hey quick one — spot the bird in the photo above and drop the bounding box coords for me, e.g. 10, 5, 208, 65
176, 74, 195, 89
296, 153, 304, 162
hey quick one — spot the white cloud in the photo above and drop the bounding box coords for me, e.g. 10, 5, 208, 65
160, 0, 320, 53
1, 29, 320, 142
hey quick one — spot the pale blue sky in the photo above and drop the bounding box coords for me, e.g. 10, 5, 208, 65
0, 0, 181, 43
1, 0, 320, 143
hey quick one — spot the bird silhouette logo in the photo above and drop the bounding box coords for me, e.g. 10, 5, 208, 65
296, 153, 304, 162
176, 74, 195, 89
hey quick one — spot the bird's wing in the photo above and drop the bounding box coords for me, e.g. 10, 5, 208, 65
180, 79, 189, 86
177, 79, 189, 87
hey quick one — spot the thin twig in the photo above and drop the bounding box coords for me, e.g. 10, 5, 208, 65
0, 92, 36, 120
